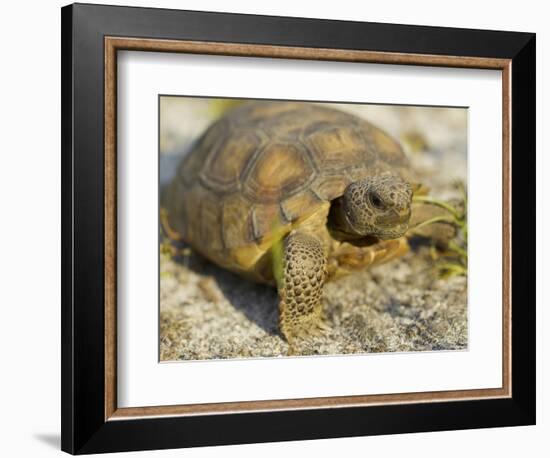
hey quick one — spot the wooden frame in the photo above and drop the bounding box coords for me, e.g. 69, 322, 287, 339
62, 3, 535, 454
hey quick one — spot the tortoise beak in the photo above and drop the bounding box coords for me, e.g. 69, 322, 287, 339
397, 208, 411, 223
377, 208, 411, 226
377, 222, 410, 240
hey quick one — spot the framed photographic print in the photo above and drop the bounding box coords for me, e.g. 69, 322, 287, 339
61, 3, 536, 454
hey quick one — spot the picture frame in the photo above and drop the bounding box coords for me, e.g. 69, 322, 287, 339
61, 3, 535, 454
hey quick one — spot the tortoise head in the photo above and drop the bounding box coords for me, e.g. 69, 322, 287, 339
329, 175, 413, 240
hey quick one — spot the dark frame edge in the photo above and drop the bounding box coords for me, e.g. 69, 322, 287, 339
510, 33, 536, 425
61, 4, 75, 455
77, 398, 533, 454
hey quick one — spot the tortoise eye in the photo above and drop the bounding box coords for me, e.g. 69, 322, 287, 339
370, 192, 384, 209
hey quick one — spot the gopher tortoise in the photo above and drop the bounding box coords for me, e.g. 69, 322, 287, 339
163, 101, 435, 343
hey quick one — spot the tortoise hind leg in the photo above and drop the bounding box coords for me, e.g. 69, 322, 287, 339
278, 231, 329, 345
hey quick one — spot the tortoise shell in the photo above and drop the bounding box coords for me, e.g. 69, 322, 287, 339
164, 101, 412, 275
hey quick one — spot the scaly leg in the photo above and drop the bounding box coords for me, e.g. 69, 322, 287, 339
327, 237, 409, 280
278, 231, 329, 344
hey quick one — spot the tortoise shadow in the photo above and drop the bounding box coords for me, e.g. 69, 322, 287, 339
172, 248, 281, 337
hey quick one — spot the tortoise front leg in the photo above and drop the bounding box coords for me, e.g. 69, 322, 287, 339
278, 231, 329, 344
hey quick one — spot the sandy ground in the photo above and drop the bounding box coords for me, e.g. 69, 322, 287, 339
159, 98, 468, 361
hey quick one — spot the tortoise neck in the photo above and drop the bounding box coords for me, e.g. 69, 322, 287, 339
327, 197, 376, 244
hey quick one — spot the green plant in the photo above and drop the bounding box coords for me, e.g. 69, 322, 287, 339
412, 181, 468, 278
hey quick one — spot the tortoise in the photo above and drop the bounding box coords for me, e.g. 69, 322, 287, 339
163, 101, 437, 343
